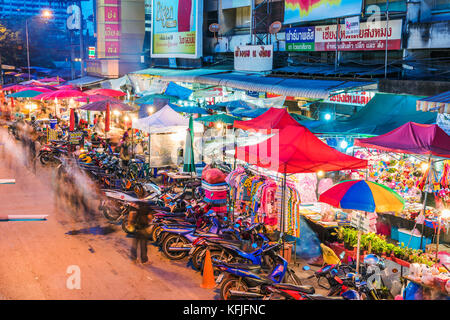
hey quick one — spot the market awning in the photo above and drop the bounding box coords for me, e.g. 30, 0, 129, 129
65, 76, 104, 87
354, 122, 450, 158
131, 68, 230, 83
236, 125, 368, 174
195, 113, 240, 125
195, 72, 375, 100
416, 90, 450, 114
164, 82, 193, 100
298, 93, 437, 136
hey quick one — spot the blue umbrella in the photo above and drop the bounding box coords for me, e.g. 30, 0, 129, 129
134, 94, 179, 105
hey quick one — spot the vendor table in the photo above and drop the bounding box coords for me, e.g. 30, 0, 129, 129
160, 171, 198, 186
381, 213, 448, 243
301, 214, 338, 243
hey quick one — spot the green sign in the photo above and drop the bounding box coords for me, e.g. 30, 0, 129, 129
286, 42, 315, 52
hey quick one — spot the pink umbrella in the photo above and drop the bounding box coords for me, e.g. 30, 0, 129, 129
76, 94, 118, 103
17, 87, 53, 93
39, 77, 65, 83
85, 88, 126, 97
78, 99, 134, 111
34, 89, 87, 100
1, 84, 29, 92
55, 85, 76, 90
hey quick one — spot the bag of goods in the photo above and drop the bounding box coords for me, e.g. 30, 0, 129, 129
202, 166, 227, 184
433, 273, 449, 292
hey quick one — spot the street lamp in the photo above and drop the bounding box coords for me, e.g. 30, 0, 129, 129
26, 9, 53, 80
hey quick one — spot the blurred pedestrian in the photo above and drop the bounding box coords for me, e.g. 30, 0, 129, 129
129, 209, 153, 265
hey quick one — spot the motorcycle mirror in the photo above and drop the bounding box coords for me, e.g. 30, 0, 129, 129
234, 223, 240, 228
251, 243, 257, 249
223, 217, 227, 221
331, 269, 338, 275
339, 251, 346, 260
302, 266, 311, 271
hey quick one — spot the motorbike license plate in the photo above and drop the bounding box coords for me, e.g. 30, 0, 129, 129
216, 273, 224, 284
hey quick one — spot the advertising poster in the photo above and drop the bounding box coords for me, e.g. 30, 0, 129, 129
285, 27, 315, 52
151, 0, 203, 58
345, 16, 360, 36
284, 0, 363, 24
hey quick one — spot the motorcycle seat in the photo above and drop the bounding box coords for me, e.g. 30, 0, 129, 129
220, 262, 262, 271
273, 283, 315, 295
207, 238, 242, 246
308, 294, 344, 301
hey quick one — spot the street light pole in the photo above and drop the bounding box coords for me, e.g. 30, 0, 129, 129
26, 19, 31, 80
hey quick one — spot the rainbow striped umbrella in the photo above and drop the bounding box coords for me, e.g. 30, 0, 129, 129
319, 180, 405, 213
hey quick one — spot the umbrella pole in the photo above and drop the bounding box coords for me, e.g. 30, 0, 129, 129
356, 230, 362, 274
420, 155, 432, 250
233, 128, 237, 170
148, 133, 151, 168
281, 168, 287, 248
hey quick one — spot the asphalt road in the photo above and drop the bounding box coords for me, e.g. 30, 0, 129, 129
0, 131, 215, 300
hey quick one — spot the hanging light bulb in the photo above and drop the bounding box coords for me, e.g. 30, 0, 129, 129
317, 170, 325, 178
147, 106, 154, 113
113, 110, 120, 116
216, 122, 222, 129
421, 163, 429, 171
340, 140, 348, 149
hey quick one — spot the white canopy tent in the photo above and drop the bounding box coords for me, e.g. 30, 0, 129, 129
132, 105, 204, 167
132, 104, 204, 134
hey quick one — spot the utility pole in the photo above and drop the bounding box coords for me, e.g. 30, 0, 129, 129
334, 18, 340, 72
26, 19, 31, 80
384, 0, 390, 78
79, 1, 85, 77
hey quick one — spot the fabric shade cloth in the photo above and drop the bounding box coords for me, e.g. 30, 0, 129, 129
234, 107, 302, 131
34, 90, 87, 100
170, 105, 210, 115
132, 104, 204, 134
55, 85, 76, 90
195, 113, 240, 125
319, 180, 405, 213
208, 100, 256, 111
235, 125, 368, 174
20, 87, 54, 93
231, 108, 269, 118
134, 93, 179, 105
354, 122, 450, 158
78, 99, 134, 111
164, 82, 193, 100
7, 90, 46, 98
85, 88, 126, 97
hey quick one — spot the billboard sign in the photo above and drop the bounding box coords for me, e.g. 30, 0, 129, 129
314, 19, 402, 51
345, 16, 360, 36
151, 0, 203, 59
284, 0, 363, 24
234, 45, 273, 72
285, 27, 315, 52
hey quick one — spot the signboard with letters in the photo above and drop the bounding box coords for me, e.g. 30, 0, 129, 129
68, 131, 84, 145
325, 91, 375, 106
286, 20, 402, 52
234, 45, 273, 72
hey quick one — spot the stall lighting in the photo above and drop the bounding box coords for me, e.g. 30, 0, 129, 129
216, 123, 222, 129
442, 209, 450, 219
340, 140, 348, 149
113, 110, 120, 116
147, 106, 154, 113
421, 163, 429, 171
324, 113, 332, 121
317, 170, 325, 178
124, 116, 130, 121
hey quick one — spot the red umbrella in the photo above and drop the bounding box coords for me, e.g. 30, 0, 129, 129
69, 108, 75, 131
85, 88, 126, 97
105, 102, 110, 133
34, 89, 87, 100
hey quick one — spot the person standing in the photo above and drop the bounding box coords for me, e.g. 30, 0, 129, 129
129, 210, 153, 265
119, 135, 131, 167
